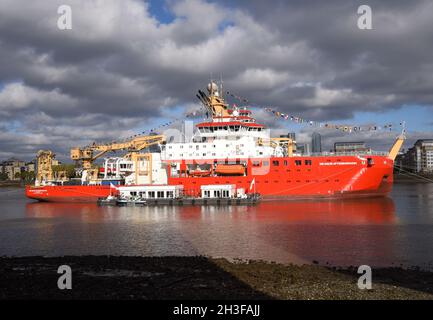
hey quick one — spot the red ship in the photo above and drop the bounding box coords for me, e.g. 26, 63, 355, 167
26, 82, 404, 202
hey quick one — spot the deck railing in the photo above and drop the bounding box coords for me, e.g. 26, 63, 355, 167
305, 151, 389, 157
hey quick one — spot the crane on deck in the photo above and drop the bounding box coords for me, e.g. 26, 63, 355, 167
70, 134, 166, 170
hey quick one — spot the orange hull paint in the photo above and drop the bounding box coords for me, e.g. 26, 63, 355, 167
168, 155, 394, 199
26, 185, 111, 202
25, 155, 394, 202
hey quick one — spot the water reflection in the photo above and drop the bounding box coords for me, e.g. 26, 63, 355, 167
25, 197, 396, 224
22, 197, 398, 266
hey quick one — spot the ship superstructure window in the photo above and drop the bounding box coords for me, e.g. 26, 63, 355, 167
305, 160, 312, 165
272, 160, 279, 166
284, 160, 288, 166
295, 160, 302, 166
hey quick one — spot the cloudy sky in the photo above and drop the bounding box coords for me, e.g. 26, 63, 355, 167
1, 0, 433, 161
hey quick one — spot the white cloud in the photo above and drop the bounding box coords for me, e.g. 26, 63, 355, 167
0, 82, 77, 112
0, 0, 432, 160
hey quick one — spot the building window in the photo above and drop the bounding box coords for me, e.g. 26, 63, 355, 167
272, 160, 279, 166
305, 159, 312, 165
157, 191, 164, 198
295, 160, 302, 166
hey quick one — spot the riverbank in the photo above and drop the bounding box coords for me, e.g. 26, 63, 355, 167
1, 256, 432, 300
0, 181, 23, 188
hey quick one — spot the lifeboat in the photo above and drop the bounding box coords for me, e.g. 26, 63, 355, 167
189, 170, 212, 177
215, 164, 245, 176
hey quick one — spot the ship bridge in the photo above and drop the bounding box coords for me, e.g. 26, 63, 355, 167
161, 82, 290, 161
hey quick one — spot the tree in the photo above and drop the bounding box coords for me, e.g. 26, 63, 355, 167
18, 171, 35, 182
52, 164, 76, 178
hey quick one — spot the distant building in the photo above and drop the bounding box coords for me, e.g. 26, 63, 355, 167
280, 132, 296, 141
288, 132, 296, 141
0, 158, 36, 181
296, 143, 310, 155
334, 142, 370, 153
311, 132, 322, 153
26, 160, 36, 173
400, 139, 433, 173
1, 158, 26, 180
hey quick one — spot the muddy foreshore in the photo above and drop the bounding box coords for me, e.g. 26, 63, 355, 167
1, 256, 433, 300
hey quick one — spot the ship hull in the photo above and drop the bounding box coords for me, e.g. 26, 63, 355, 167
25, 185, 111, 202
167, 155, 394, 200
26, 155, 394, 202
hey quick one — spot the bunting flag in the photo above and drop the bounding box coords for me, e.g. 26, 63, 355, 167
262, 106, 404, 133
226, 91, 249, 103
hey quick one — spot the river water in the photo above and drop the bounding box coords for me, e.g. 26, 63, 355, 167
1, 183, 433, 269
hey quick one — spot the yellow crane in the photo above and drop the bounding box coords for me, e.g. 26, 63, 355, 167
36, 150, 55, 182
70, 134, 166, 170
